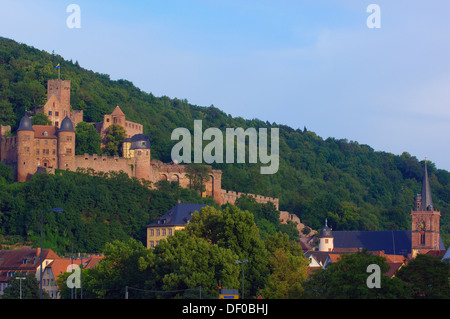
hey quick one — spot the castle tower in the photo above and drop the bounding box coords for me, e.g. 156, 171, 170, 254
45, 79, 71, 128
16, 115, 36, 182
319, 219, 334, 252
411, 161, 441, 256
130, 134, 151, 180
57, 117, 75, 171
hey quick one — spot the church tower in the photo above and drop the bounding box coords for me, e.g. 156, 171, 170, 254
319, 219, 334, 252
411, 161, 441, 257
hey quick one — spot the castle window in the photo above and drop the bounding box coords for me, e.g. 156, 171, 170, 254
162, 229, 166, 236
36, 140, 39, 145
24, 135, 30, 141
53, 140, 56, 145
66, 136, 72, 141
55, 112, 59, 117
44, 140, 48, 145
44, 131, 48, 137
55, 122, 58, 127
48, 111, 52, 116
36, 149, 40, 155
168, 229, 172, 236
149, 241, 154, 248
66, 148, 72, 154
150, 229, 154, 236
52, 149, 56, 155
156, 229, 160, 236
24, 147, 30, 152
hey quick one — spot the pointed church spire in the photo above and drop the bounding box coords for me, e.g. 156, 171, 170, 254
420, 159, 433, 211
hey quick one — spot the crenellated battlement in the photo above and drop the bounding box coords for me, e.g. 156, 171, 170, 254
220, 189, 279, 209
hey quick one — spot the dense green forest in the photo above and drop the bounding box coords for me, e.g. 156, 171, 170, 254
0, 36, 449, 247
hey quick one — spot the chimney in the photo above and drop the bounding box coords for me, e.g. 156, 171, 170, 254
36, 247, 41, 258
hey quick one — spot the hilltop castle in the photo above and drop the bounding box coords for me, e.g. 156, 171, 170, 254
0, 78, 279, 209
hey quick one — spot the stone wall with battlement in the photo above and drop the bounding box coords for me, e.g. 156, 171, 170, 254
74, 154, 134, 177
220, 189, 279, 209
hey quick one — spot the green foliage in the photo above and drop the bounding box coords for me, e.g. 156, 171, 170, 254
258, 232, 309, 299
2, 274, 50, 299
0, 36, 449, 245
103, 124, 126, 156
31, 111, 51, 125
75, 121, 102, 155
395, 254, 450, 299
153, 231, 240, 299
186, 205, 269, 297
0, 170, 212, 253
303, 250, 411, 299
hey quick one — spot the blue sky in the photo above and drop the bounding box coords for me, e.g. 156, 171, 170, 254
1, 0, 449, 170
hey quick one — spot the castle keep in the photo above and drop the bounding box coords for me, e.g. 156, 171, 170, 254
0, 78, 279, 209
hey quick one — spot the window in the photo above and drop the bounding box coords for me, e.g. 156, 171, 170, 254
149, 241, 154, 248
156, 229, 160, 236
48, 111, 52, 116
162, 229, 166, 236
55, 112, 59, 116
36, 149, 40, 155
150, 229, 154, 236
52, 149, 56, 155
23, 135, 30, 141
44, 140, 48, 145
66, 136, 72, 141
66, 148, 72, 154
168, 229, 172, 236
24, 147, 30, 152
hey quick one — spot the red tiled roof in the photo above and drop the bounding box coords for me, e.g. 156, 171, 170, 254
0, 248, 60, 282
33, 126, 57, 139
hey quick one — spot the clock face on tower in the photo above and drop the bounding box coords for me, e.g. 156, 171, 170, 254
416, 220, 426, 231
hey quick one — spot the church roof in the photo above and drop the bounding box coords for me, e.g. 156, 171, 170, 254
420, 161, 434, 211
147, 203, 208, 227
332, 230, 445, 256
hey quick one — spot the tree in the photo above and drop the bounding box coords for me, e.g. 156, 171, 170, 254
184, 163, 211, 197
258, 232, 308, 298
75, 121, 102, 155
303, 250, 410, 299
31, 111, 51, 126
3, 274, 50, 299
395, 254, 450, 299
60, 238, 154, 299
186, 206, 269, 298
152, 230, 240, 299
103, 124, 126, 156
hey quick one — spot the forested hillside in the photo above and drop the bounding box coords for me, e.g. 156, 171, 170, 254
0, 36, 449, 246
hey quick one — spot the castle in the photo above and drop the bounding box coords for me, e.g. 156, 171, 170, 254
0, 78, 279, 209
